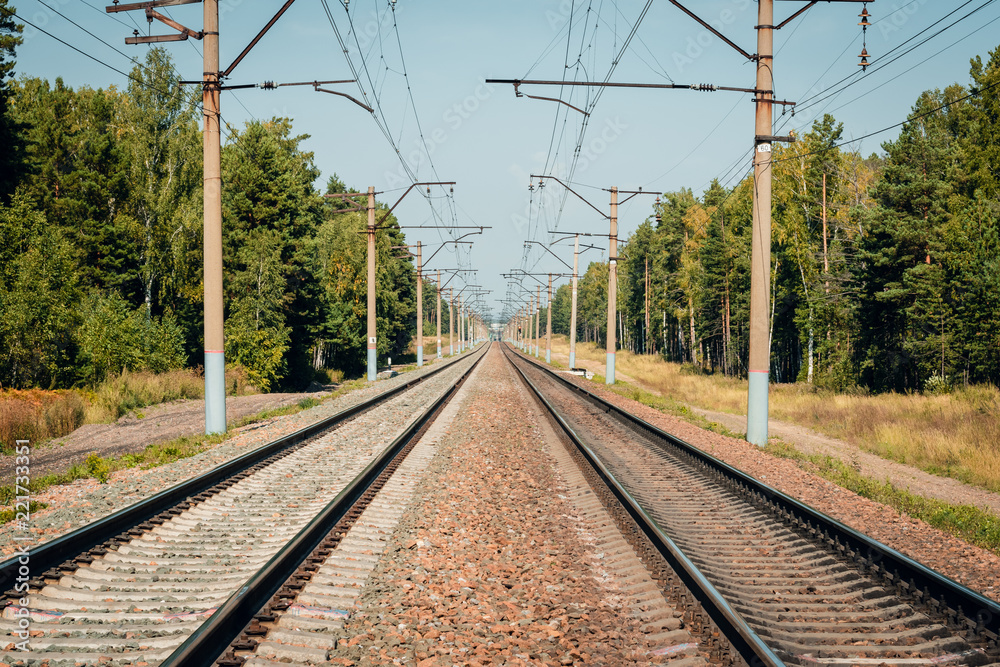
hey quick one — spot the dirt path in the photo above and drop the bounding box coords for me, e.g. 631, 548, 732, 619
0, 392, 324, 482
548, 349, 1000, 516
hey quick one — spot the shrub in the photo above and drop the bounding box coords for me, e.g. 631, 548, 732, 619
84, 453, 110, 484
0, 390, 87, 453
76, 292, 186, 385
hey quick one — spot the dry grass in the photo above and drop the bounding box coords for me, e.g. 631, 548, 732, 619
83, 367, 258, 423
549, 335, 1000, 494
0, 367, 260, 452
0, 390, 86, 452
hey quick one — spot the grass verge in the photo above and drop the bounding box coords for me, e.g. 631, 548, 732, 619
765, 441, 1000, 555
548, 335, 1000, 496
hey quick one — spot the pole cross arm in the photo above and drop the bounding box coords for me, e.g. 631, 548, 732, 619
376, 182, 456, 229
314, 86, 374, 113
512, 82, 589, 116
524, 240, 573, 272
106, 0, 200, 13
530, 175, 608, 219
144, 8, 202, 39
613, 188, 660, 206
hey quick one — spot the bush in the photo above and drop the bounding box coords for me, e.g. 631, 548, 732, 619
0, 390, 86, 453
76, 292, 186, 385
924, 375, 953, 395
84, 453, 110, 484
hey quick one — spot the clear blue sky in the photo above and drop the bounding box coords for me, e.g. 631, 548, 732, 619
13, 0, 1000, 323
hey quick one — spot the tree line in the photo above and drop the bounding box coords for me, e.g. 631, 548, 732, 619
0, 22, 446, 391
547, 43, 1000, 393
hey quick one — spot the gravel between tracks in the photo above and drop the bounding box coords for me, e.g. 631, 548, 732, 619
0, 354, 471, 559
329, 344, 684, 666
546, 355, 1000, 605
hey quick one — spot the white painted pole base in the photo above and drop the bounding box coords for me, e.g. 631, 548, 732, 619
204, 351, 226, 435
417, 348, 423, 367
546, 350, 551, 364
367, 347, 377, 382
746, 371, 769, 446
605, 353, 615, 385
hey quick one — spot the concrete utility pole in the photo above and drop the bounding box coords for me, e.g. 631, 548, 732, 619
202, 0, 225, 434
535, 285, 541, 358
416, 241, 423, 367
449, 288, 455, 355
529, 177, 654, 383
746, 0, 774, 446
437, 270, 442, 359
606, 187, 618, 385
109, 0, 351, 434
546, 273, 553, 364
367, 186, 377, 382
571, 235, 579, 369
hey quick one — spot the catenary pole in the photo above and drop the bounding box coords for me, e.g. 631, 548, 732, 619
202, 0, 225, 434
546, 273, 552, 364
606, 187, 618, 385
416, 242, 423, 367
449, 288, 455, 356
747, 0, 774, 446
535, 285, 541, 358
367, 186, 377, 382
436, 269, 442, 359
570, 235, 579, 369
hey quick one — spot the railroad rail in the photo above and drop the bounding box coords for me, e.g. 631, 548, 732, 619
503, 343, 1000, 667
0, 345, 486, 664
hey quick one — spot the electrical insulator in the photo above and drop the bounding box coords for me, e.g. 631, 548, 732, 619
858, 7, 871, 28
698, 83, 716, 92
260, 81, 276, 90
858, 4, 871, 71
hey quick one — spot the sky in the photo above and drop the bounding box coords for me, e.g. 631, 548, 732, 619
12, 0, 1000, 324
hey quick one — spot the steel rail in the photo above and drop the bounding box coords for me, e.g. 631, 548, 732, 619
0, 350, 476, 592
160, 344, 489, 667
505, 344, 1000, 650
502, 344, 783, 667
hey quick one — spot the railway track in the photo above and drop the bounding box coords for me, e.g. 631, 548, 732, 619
503, 344, 1000, 667
0, 346, 485, 665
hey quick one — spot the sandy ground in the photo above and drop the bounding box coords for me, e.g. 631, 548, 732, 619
548, 349, 1000, 517
0, 391, 325, 481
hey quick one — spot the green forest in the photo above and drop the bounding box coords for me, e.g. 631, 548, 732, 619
0, 15, 450, 392
546, 43, 1000, 394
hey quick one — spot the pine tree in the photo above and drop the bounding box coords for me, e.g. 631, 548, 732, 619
0, 1, 24, 199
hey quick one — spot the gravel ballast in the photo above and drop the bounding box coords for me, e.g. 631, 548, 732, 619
549, 357, 1000, 604
329, 344, 690, 666
0, 354, 471, 558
